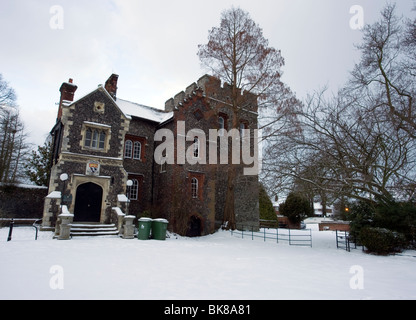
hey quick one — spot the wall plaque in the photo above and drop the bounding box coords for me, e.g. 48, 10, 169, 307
86, 161, 100, 176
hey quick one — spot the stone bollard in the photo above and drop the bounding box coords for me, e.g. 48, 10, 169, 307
112, 207, 126, 236
58, 213, 74, 240
122, 215, 135, 239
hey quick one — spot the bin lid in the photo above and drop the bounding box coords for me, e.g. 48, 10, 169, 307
138, 217, 153, 222
153, 218, 168, 223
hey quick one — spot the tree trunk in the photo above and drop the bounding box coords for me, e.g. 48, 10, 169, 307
223, 164, 236, 230
222, 97, 239, 230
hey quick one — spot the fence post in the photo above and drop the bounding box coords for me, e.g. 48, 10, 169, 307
7, 219, 14, 242
277, 228, 279, 244
336, 230, 339, 249
252, 226, 254, 240
289, 228, 291, 245
308, 229, 312, 247
346, 231, 350, 252
264, 228, 266, 242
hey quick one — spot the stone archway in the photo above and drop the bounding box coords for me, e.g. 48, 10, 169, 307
186, 215, 202, 237
74, 182, 103, 222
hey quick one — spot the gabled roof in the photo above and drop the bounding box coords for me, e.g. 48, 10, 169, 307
64, 86, 173, 124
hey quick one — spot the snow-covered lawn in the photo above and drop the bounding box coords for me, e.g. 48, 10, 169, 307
1, 223, 415, 300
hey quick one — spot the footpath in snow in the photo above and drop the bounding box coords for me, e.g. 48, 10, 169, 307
0, 222, 415, 300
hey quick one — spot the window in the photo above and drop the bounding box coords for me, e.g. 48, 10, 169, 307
129, 179, 139, 200
191, 178, 198, 199
125, 140, 133, 158
133, 141, 142, 160
219, 116, 225, 137
127, 175, 143, 201
160, 149, 167, 173
99, 131, 106, 149
189, 173, 204, 200
124, 135, 145, 161
240, 121, 248, 138
218, 113, 228, 137
193, 138, 199, 158
84, 128, 107, 150
219, 116, 225, 130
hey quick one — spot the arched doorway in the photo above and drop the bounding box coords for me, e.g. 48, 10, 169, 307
74, 182, 103, 222
186, 216, 202, 237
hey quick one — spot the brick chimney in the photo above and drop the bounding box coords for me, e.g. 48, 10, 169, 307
57, 78, 78, 120
105, 74, 119, 99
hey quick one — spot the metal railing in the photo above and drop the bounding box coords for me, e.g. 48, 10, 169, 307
231, 225, 312, 247
6, 219, 41, 241
335, 230, 358, 252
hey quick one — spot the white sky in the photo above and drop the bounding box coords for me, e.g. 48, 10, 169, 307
0, 0, 414, 146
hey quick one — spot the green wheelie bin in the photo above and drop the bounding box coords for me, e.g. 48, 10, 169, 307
138, 218, 152, 240
152, 218, 169, 240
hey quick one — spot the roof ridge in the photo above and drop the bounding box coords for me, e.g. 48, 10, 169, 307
116, 97, 168, 114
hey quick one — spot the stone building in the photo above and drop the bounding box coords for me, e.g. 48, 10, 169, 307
42, 74, 259, 237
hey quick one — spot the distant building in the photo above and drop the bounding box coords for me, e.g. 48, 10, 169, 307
313, 202, 334, 217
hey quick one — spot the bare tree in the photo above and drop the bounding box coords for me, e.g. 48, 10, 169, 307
264, 86, 416, 206
349, 4, 416, 139
198, 7, 297, 229
263, 4, 416, 206
0, 74, 30, 184
0, 74, 17, 109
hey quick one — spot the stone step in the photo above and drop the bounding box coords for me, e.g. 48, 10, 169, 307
70, 223, 119, 237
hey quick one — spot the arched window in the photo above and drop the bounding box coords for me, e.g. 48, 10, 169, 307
133, 141, 142, 160
218, 116, 225, 137
240, 122, 245, 137
219, 116, 225, 129
193, 138, 199, 158
124, 140, 132, 158
191, 178, 198, 199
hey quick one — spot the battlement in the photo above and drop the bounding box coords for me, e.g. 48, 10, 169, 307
165, 74, 258, 113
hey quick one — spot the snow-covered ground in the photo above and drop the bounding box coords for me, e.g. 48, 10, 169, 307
1, 222, 415, 300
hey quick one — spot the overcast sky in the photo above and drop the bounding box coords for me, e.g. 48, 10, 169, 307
0, 0, 414, 147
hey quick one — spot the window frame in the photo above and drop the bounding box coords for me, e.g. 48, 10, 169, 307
193, 138, 200, 159
133, 141, 142, 160
124, 140, 133, 158
127, 175, 143, 202
124, 135, 146, 161
191, 177, 199, 199
188, 172, 204, 201
81, 122, 111, 153
129, 179, 139, 201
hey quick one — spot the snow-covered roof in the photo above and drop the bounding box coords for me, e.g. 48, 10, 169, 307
116, 98, 173, 124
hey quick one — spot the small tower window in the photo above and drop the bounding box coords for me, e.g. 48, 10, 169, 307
191, 177, 198, 199
193, 138, 200, 159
